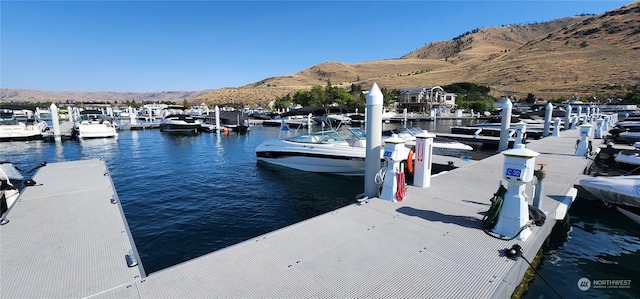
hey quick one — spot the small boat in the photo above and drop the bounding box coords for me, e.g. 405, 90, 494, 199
219, 110, 250, 134
74, 110, 118, 139
579, 175, 640, 224
160, 114, 200, 134
0, 108, 48, 142
255, 127, 374, 176
383, 127, 473, 157
262, 115, 310, 128
618, 131, 640, 145
614, 142, 640, 173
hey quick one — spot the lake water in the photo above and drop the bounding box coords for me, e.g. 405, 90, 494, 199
1, 119, 638, 298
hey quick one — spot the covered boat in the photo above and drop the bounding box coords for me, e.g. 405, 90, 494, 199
579, 175, 640, 224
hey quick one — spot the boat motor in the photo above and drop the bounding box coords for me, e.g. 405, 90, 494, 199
380, 134, 406, 202
493, 144, 539, 241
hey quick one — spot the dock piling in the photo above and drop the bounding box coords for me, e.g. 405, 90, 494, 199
50, 104, 61, 141
498, 98, 512, 151
543, 102, 553, 137
364, 83, 383, 198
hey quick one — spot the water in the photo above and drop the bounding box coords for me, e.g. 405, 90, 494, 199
1, 119, 638, 297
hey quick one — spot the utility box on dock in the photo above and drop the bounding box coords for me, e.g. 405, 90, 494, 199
495, 144, 539, 241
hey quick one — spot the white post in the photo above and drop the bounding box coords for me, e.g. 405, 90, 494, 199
365, 84, 383, 198
514, 123, 526, 145
564, 103, 572, 131
577, 106, 583, 125
403, 108, 408, 125
413, 131, 435, 188
543, 102, 553, 137
499, 98, 512, 152
552, 118, 561, 136
50, 103, 61, 141
129, 107, 137, 125
215, 106, 221, 131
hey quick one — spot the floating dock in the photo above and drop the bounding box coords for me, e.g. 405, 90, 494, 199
0, 129, 597, 298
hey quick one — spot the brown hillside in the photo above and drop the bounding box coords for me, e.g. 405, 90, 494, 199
197, 2, 640, 105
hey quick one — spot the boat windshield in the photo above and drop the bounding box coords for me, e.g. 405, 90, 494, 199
285, 128, 364, 144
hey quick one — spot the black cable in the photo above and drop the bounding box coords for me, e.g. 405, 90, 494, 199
521, 255, 564, 299
506, 245, 563, 299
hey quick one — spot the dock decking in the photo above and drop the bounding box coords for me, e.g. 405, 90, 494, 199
1, 129, 598, 298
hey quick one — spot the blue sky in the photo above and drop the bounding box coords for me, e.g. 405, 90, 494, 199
1, 1, 633, 92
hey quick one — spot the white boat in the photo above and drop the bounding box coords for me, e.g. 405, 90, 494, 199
160, 114, 200, 134
262, 115, 310, 128
255, 127, 466, 176
618, 131, 640, 145
614, 143, 640, 173
255, 128, 390, 176
0, 108, 48, 142
579, 175, 640, 224
383, 127, 473, 157
74, 110, 118, 139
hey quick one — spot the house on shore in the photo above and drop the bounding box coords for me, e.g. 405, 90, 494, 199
398, 86, 457, 113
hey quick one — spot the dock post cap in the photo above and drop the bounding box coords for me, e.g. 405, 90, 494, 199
501, 144, 539, 158
415, 131, 436, 139
366, 84, 383, 106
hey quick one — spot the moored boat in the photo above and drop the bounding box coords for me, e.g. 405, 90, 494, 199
383, 127, 473, 157
579, 175, 640, 224
160, 114, 200, 134
614, 142, 640, 173
0, 108, 48, 142
74, 110, 118, 139
255, 128, 373, 176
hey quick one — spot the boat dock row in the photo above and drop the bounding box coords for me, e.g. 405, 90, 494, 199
0, 127, 599, 298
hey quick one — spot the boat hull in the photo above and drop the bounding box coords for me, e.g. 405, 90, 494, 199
76, 125, 118, 139
614, 150, 640, 173
256, 140, 371, 176
159, 123, 200, 134
579, 175, 640, 208
0, 124, 45, 142
159, 115, 201, 134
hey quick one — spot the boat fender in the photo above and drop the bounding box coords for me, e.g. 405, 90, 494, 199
407, 146, 415, 175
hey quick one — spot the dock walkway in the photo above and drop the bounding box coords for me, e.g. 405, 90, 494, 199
1, 129, 597, 298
